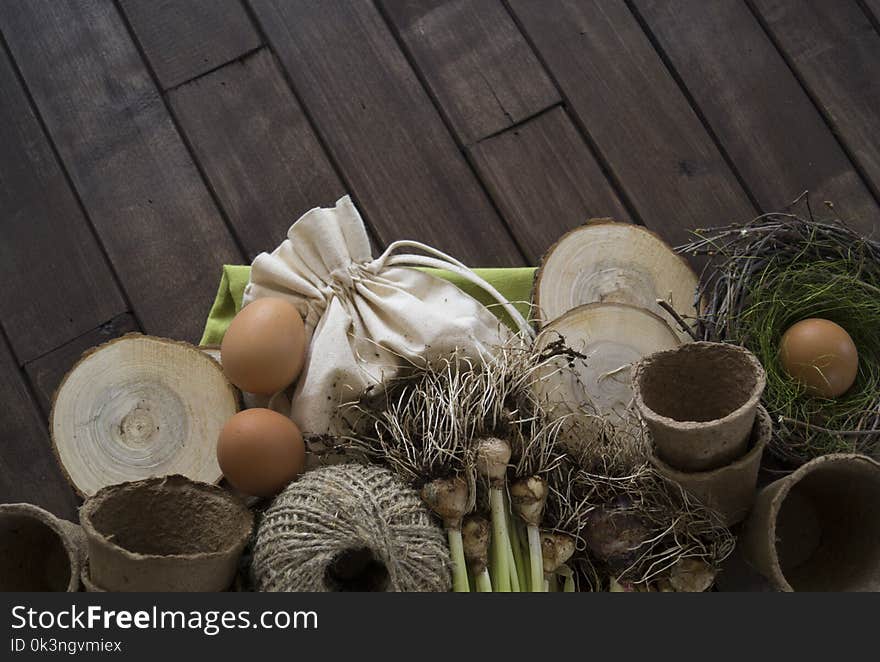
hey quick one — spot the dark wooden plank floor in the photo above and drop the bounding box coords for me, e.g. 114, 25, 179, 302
633, 0, 880, 233
1, 0, 879, 515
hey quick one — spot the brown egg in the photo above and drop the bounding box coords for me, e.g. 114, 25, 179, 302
217, 409, 306, 497
221, 298, 306, 394
779, 318, 858, 398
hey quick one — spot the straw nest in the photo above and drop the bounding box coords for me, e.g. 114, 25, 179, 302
680, 202, 880, 465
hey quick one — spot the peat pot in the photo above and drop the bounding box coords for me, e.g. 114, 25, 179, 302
0, 503, 85, 592
633, 342, 766, 471
650, 404, 770, 526
79, 560, 105, 592
79, 475, 253, 592
740, 454, 880, 591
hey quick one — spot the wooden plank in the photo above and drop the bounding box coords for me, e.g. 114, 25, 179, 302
380, 0, 560, 145
0, 44, 126, 364
749, 0, 880, 213
24, 314, 140, 417
469, 107, 629, 263
508, 0, 756, 247
0, 0, 245, 345
864, 0, 880, 25
633, 0, 880, 233
119, 0, 261, 90
248, 0, 525, 266
169, 49, 345, 259
0, 332, 78, 519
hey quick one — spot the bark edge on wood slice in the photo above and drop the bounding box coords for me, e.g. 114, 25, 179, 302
532, 220, 699, 341
51, 334, 239, 497
533, 302, 680, 429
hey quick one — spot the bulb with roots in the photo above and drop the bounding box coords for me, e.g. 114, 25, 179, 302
541, 531, 576, 592
461, 515, 492, 592
420, 476, 470, 592
510, 475, 549, 592
476, 437, 516, 592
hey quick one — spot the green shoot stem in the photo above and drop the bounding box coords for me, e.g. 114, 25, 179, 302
475, 568, 492, 593
559, 564, 576, 592
507, 543, 520, 592
517, 522, 532, 591
499, 492, 520, 592
527, 525, 545, 592
447, 528, 470, 592
508, 513, 528, 592
490, 488, 511, 592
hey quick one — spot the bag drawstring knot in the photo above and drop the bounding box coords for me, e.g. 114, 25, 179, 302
369, 240, 534, 338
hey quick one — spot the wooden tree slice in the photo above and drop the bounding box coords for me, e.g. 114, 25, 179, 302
533, 303, 681, 424
199, 344, 222, 364
51, 335, 239, 496
533, 220, 698, 340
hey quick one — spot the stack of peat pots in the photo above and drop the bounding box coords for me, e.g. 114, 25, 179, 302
633, 339, 880, 592
633, 342, 769, 527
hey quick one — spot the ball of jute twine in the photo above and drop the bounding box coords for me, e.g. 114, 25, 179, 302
252, 464, 451, 592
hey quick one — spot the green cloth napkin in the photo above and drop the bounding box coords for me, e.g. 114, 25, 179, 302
200, 265, 537, 345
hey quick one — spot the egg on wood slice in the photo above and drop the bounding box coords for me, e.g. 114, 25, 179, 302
217, 408, 306, 497
779, 318, 858, 399
221, 298, 306, 394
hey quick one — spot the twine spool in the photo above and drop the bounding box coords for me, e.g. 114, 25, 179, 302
253, 464, 451, 592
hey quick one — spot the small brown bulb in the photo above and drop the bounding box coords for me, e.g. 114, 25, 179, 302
221, 298, 306, 394
779, 318, 858, 399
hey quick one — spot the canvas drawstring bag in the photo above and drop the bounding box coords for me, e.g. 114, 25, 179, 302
244, 195, 532, 436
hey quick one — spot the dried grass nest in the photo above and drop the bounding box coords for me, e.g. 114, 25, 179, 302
679, 202, 880, 465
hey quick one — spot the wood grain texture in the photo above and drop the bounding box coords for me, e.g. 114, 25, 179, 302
380, 0, 560, 145
0, 45, 127, 363
119, 0, 261, 89
863, 0, 880, 24
0, 0, 244, 344
469, 107, 629, 263
24, 313, 140, 416
508, 0, 756, 246
634, 0, 879, 233
749, 0, 880, 213
248, 0, 525, 266
169, 49, 345, 259
0, 332, 78, 518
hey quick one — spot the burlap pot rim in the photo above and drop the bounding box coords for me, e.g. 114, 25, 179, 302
80, 559, 106, 592
650, 404, 771, 479
0, 503, 84, 592
757, 453, 880, 592
79, 475, 253, 564
80, 558, 246, 592
633, 342, 766, 430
